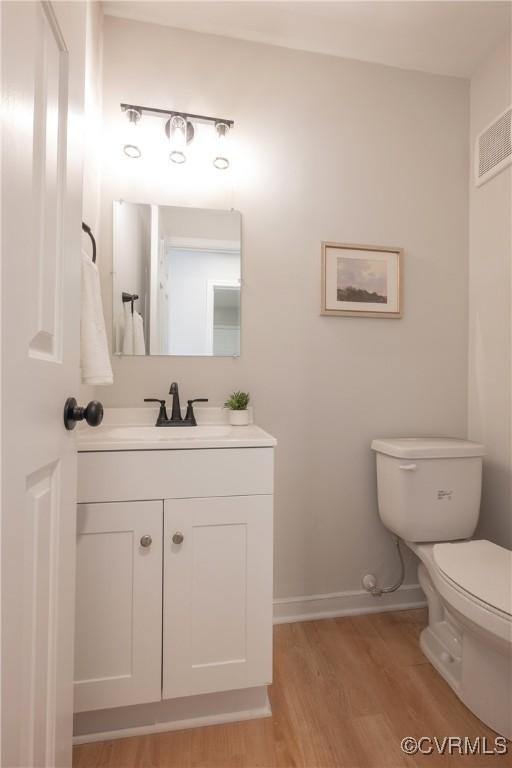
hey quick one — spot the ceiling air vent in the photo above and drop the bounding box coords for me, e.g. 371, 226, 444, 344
474, 105, 512, 187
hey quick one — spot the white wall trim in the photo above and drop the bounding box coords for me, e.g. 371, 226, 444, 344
74, 688, 271, 744
73, 701, 271, 745
273, 583, 426, 624
168, 236, 240, 253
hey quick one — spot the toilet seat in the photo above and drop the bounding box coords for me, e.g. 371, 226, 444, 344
433, 540, 512, 617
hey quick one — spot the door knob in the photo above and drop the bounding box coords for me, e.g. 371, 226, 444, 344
140, 535, 152, 548
64, 397, 104, 430
172, 532, 184, 545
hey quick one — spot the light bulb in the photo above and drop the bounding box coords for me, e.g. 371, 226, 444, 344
168, 115, 188, 164
213, 122, 230, 170
123, 108, 142, 158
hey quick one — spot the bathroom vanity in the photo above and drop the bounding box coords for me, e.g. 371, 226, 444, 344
73, 408, 275, 743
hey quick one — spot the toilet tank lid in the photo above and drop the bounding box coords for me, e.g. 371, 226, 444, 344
371, 437, 486, 459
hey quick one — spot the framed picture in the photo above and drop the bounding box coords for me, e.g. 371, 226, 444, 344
321, 242, 403, 318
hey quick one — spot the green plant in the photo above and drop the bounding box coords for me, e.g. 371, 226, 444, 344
224, 391, 250, 410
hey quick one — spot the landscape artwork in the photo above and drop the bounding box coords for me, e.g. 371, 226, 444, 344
337, 257, 387, 304
321, 242, 402, 318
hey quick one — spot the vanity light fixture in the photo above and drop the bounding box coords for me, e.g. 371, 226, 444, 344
213, 122, 230, 170
123, 107, 142, 158
120, 103, 234, 168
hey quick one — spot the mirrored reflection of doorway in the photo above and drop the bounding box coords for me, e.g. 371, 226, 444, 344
113, 203, 241, 356
209, 282, 241, 356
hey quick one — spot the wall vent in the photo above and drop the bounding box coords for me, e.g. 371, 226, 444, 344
474, 105, 512, 187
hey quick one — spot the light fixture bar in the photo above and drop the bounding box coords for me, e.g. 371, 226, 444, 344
120, 103, 234, 128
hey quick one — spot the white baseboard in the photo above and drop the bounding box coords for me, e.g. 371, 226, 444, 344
73, 702, 271, 745
273, 583, 426, 624
73, 687, 271, 745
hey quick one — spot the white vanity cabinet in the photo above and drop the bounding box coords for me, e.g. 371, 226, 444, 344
75, 436, 275, 728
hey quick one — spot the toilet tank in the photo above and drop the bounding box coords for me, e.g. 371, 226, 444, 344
371, 438, 486, 542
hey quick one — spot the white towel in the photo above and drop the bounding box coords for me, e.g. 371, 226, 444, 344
121, 302, 134, 355
81, 251, 113, 385
133, 311, 146, 355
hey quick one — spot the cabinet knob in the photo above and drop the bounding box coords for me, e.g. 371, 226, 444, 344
140, 535, 152, 548
172, 532, 184, 545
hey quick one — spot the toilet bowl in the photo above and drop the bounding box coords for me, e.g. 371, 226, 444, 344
371, 437, 512, 738
409, 539, 512, 739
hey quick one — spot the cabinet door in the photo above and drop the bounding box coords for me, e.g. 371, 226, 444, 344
163, 496, 273, 699
74, 501, 162, 713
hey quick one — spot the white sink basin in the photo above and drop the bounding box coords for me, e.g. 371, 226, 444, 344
77, 412, 276, 452
92, 425, 232, 441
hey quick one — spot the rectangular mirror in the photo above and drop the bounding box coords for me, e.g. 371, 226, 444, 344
113, 202, 241, 356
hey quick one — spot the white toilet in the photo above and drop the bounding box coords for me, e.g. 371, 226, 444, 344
371, 437, 512, 739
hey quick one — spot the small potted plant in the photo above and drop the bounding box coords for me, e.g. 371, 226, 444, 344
224, 391, 250, 426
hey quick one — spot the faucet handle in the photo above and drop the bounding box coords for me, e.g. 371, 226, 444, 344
144, 398, 168, 425
185, 398, 208, 426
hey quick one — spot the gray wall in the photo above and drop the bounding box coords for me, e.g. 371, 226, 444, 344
97, 16, 470, 599
469, 29, 512, 548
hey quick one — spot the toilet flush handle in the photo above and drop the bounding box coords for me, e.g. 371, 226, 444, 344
399, 463, 417, 471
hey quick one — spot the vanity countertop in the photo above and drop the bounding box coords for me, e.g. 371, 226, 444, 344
77, 407, 277, 452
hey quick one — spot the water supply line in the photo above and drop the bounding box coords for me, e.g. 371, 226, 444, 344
362, 536, 405, 597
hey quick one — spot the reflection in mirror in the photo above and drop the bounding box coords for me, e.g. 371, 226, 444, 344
113, 202, 241, 356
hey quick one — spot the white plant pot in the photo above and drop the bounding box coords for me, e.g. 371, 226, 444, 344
228, 409, 249, 426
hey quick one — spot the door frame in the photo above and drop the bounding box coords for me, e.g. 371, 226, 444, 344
205, 279, 241, 355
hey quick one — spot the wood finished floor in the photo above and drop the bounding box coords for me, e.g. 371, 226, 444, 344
73, 609, 512, 768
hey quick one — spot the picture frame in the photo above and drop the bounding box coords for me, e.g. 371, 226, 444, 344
321, 242, 403, 318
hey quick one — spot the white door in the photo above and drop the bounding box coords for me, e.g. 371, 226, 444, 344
163, 496, 273, 700
1, 2, 87, 765
74, 501, 163, 713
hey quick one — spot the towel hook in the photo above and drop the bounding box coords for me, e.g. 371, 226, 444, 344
82, 222, 97, 263
122, 291, 139, 315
